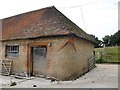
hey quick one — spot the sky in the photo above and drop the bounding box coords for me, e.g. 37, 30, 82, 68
118, 2, 120, 30
0, 0, 119, 40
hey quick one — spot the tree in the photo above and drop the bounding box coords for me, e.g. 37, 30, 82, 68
95, 37, 103, 48
113, 30, 120, 46
102, 35, 110, 47
102, 30, 120, 46
90, 35, 102, 48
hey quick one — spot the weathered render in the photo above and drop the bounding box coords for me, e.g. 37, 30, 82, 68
0, 20, 2, 74
0, 6, 95, 80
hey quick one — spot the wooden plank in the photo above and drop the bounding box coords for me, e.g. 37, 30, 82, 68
2, 60, 13, 75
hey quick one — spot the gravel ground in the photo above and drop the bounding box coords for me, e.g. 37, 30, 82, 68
0, 64, 118, 88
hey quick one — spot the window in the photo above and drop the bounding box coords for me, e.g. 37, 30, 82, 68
6, 45, 19, 57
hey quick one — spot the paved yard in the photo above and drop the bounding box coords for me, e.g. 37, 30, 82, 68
0, 64, 118, 88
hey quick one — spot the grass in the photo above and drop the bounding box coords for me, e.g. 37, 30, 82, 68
94, 46, 120, 63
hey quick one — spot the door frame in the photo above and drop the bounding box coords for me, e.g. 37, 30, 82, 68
27, 41, 52, 76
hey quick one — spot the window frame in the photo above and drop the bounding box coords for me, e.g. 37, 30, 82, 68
5, 45, 19, 58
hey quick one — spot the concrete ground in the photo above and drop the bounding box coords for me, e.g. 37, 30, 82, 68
0, 64, 118, 88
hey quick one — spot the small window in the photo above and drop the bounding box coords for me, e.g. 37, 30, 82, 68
6, 45, 19, 57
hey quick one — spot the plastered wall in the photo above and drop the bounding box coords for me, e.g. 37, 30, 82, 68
0, 36, 94, 80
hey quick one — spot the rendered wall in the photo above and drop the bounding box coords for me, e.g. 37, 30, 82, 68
1, 40, 28, 76
0, 20, 2, 74
1, 36, 94, 80
47, 36, 94, 80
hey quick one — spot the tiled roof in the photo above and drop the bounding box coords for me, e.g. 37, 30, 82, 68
1, 6, 95, 43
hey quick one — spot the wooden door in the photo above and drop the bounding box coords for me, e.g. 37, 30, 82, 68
31, 46, 47, 76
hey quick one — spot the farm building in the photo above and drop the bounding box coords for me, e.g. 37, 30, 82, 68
0, 6, 95, 80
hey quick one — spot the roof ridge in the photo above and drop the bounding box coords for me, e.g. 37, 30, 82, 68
3, 6, 55, 20
52, 7, 95, 42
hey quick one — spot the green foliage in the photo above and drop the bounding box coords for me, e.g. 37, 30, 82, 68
90, 35, 103, 48
95, 37, 103, 48
96, 58, 103, 63
102, 35, 110, 46
102, 30, 120, 47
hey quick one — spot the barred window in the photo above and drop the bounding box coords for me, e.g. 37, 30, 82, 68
6, 45, 19, 57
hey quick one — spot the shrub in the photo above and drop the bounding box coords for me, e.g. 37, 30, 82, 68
96, 58, 104, 63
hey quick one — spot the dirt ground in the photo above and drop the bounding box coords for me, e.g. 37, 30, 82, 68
0, 64, 118, 88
